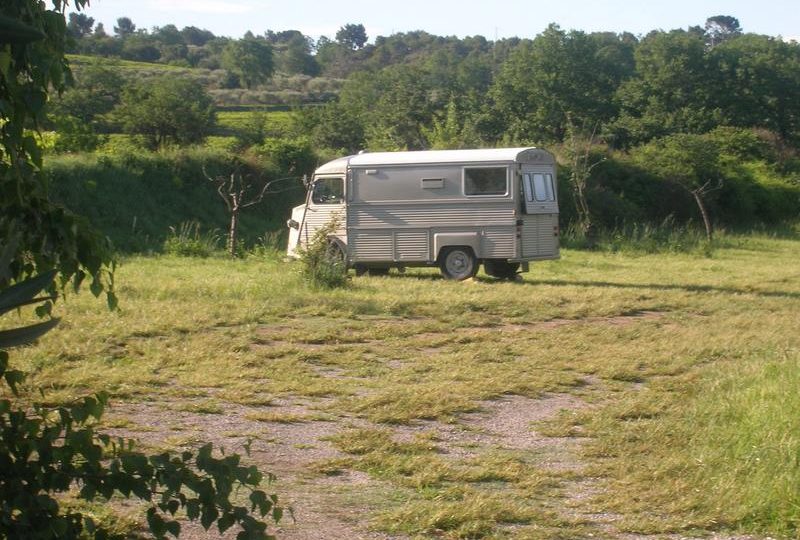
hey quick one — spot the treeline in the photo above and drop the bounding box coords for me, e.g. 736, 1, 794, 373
53, 14, 800, 246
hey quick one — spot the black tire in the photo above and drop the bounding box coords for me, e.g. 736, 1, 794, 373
484, 259, 520, 279
325, 240, 345, 263
439, 247, 478, 280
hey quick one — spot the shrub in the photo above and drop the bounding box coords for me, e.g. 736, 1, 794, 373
298, 218, 348, 289
53, 116, 103, 153
163, 221, 221, 257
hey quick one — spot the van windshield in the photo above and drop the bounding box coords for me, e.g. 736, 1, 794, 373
311, 177, 344, 204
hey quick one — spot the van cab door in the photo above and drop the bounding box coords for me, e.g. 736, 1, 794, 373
300, 175, 347, 250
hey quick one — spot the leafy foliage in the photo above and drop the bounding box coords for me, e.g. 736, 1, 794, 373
221, 38, 274, 89
335, 24, 367, 50
112, 76, 216, 149
298, 218, 347, 289
0, 0, 115, 302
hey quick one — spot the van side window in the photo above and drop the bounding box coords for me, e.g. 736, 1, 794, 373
312, 177, 344, 204
464, 167, 507, 196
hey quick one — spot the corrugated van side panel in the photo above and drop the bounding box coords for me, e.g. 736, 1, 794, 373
349, 230, 393, 261
480, 228, 517, 258
395, 230, 429, 261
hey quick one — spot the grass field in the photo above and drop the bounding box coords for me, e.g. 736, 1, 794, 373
4, 234, 800, 539
216, 110, 297, 139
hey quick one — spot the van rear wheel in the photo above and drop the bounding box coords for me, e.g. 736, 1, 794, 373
439, 247, 477, 281
484, 259, 520, 279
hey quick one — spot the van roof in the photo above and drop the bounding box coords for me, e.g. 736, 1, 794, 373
314, 147, 552, 175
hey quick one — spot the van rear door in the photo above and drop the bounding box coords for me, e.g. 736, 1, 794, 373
520, 168, 559, 258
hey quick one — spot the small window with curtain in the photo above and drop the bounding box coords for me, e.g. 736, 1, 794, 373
464, 167, 508, 196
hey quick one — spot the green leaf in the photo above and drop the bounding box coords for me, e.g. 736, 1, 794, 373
218, 512, 236, 533
186, 500, 200, 521
200, 505, 219, 530
107, 290, 119, 311
249, 490, 270, 515
3, 370, 25, 395
165, 520, 181, 537
90, 276, 103, 297
0, 270, 57, 316
0, 14, 46, 44
0, 318, 60, 349
147, 507, 167, 538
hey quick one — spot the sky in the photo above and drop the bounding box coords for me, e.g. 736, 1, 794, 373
75, 0, 799, 42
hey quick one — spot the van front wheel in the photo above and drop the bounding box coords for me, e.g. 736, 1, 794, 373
439, 247, 477, 281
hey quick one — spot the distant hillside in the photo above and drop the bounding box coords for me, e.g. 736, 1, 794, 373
67, 55, 344, 109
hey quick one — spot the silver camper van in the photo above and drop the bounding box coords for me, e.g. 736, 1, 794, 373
287, 148, 559, 280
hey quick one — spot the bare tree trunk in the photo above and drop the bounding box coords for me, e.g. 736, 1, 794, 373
229, 208, 239, 257
692, 189, 713, 243
565, 116, 604, 249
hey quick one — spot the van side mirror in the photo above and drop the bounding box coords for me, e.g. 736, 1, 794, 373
287, 219, 299, 229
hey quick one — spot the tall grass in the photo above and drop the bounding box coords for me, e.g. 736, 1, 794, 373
162, 221, 221, 257
586, 346, 800, 535
560, 218, 718, 254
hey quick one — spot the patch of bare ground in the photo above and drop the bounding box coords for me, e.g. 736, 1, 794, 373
462, 394, 588, 470
102, 396, 403, 540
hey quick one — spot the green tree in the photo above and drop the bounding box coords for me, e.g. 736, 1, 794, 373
298, 101, 365, 154
221, 38, 274, 89
180, 25, 215, 46
50, 63, 125, 125
120, 33, 161, 62
337, 65, 433, 150
632, 133, 724, 242
611, 29, 716, 147
67, 12, 94, 38
491, 25, 631, 143
335, 23, 367, 50
279, 34, 319, 75
424, 98, 472, 149
709, 34, 800, 142
0, 0, 114, 294
113, 77, 216, 149
704, 15, 742, 48
153, 24, 188, 63
113, 16, 135, 37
